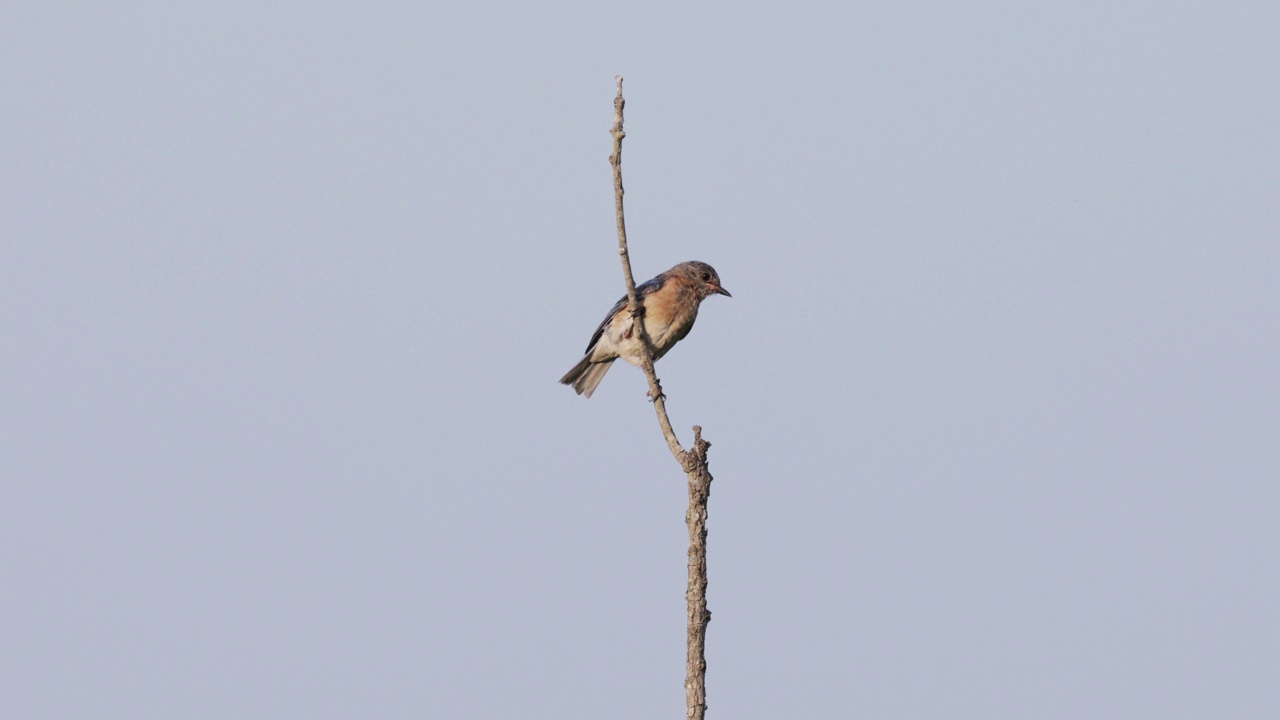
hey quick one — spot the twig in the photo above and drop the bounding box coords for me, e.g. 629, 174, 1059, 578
608, 75, 715, 720
609, 77, 685, 463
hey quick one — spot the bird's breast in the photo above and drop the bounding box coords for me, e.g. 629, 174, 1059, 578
642, 290, 699, 358
595, 286, 701, 366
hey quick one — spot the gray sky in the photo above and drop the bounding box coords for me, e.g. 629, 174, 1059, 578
3, 2, 1278, 718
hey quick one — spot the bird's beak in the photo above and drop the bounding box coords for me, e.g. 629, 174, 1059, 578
712, 285, 732, 298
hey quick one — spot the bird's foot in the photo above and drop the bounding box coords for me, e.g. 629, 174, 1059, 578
647, 381, 666, 403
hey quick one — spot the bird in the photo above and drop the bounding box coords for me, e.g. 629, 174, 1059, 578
560, 260, 730, 398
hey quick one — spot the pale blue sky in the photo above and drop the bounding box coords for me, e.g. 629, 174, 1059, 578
3, 2, 1278, 718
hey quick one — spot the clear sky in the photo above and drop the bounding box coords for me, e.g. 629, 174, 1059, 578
3, 2, 1278, 718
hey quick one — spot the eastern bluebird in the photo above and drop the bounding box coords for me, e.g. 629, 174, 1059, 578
560, 260, 731, 398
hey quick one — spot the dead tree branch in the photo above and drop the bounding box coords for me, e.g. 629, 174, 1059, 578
608, 75, 715, 720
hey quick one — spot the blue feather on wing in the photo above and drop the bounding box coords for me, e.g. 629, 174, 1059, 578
584, 275, 666, 353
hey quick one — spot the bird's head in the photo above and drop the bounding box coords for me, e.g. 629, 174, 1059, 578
677, 261, 731, 300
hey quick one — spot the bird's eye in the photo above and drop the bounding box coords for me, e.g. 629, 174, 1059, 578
701, 272, 711, 281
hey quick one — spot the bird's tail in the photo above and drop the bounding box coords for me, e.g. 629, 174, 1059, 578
559, 357, 614, 398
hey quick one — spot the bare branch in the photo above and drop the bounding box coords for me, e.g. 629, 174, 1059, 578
609, 76, 685, 463
609, 76, 715, 720
683, 426, 713, 720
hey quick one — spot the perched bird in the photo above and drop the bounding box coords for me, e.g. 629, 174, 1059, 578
560, 260, 730, 398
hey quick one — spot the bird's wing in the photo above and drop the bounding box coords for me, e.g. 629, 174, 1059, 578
584, 276, 666, 354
